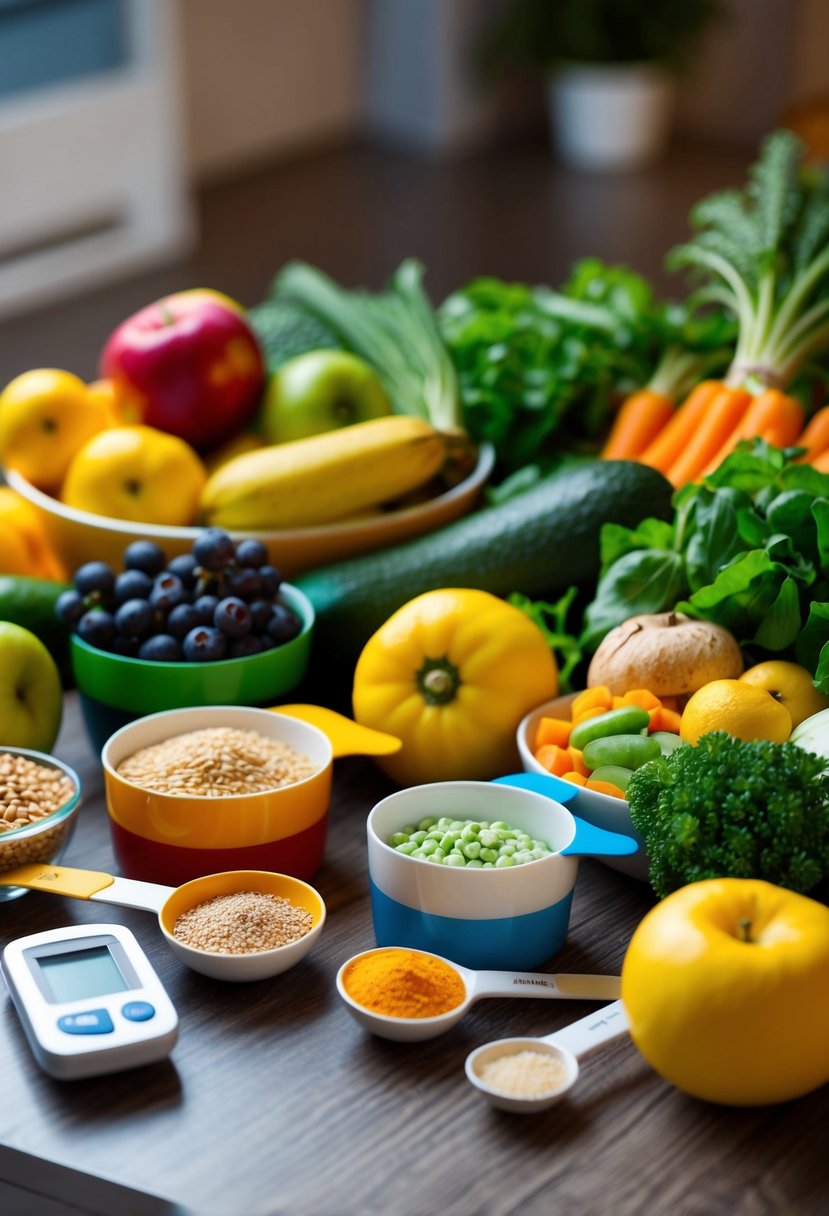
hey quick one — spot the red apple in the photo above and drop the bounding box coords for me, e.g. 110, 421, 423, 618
100, 289, 265, 451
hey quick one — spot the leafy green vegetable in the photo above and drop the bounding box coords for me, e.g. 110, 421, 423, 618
582, 439, 829, 690
272, 260, 462, 433
668, 130, 829, 391
247, 300, 340, 372
509, 588, 584, 692
627, 732, 829, 899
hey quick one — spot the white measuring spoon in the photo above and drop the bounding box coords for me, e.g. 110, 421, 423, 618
465, 999, 629, 1112
336, 946, 620, 1042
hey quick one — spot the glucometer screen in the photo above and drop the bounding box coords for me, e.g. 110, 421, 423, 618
37, 945, 130, 1003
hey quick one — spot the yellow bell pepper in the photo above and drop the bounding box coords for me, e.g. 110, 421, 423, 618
621, 878, 829, 1105
352, 588, 558, 786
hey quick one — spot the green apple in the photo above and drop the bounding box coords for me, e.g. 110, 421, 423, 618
0, 622, 62, 752
260, 350, 392, 443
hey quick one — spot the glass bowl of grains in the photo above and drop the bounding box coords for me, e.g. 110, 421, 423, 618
0, 749, 82, 901
102, 705, 334, 887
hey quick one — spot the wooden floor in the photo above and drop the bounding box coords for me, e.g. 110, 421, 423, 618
0, 137, 750, 385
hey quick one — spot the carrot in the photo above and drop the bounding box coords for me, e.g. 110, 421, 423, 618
703, 388, 804, 475
621, 689, 662, 712
570, 686, 612, 718
584, 779, 627, 800
795, 405, 829, 462
812, 449, 829, 473
534, 744, 571, 777
561, 772, 588, 786
665, 386, 751, 488
638, 380, 724, 472
601, 390, 675, 461
567, 746, 590, 778
533, 717, 572, 750
648, 706, 683, 733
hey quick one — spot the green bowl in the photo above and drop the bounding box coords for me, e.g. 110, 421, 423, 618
71, 584, 314, 753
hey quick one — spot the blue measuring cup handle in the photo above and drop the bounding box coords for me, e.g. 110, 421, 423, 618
492, 772, 581, 805
560, 816, 639, 858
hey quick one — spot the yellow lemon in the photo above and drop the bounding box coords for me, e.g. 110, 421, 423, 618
739, 660, 829, 730
62, 426, 206, 526
680, 679, 792, 746
0, 369, 112, 494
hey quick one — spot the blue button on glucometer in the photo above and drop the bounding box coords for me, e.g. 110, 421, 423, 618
121, 1001, 155, 1022
58, 1009, 114, 1035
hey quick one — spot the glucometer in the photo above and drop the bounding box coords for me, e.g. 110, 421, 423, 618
1, 922, 178, 1079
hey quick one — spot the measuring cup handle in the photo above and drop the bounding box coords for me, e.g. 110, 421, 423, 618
543, 1000, 629, 1058
560, 817, 639, 858
492, 772, 580, 805
472, 971, 567, 1000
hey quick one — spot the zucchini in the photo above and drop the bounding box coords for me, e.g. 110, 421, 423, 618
296, 460, 673, 690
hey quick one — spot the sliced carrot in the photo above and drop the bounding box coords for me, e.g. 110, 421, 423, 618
601, 390, 675, 461
621, 689, 662, 712
571, 686, 613, 718
561, 771, 588, 786
612, 695, 626, 709
703, 388, 804, 475
567, 746, 590, 778
795, 405, 829, 462
585, 779, 627, 799
534, 744, 572, 777
660, 695, 680, 712
812, 449, 829, 473
533, 716, 572, 750
638, 380, 724, 472
648, 706, 683, 733
571, 705, 607, 726
666, 386, 752, 488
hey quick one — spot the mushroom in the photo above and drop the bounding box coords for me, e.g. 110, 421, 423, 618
587, 612, 744, 697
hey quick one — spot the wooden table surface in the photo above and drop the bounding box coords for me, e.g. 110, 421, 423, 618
0, 696, 827, 1216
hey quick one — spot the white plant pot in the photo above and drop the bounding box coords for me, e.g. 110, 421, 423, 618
547, 63, 675, 171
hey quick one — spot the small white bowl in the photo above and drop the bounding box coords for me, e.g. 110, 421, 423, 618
517, 694, 648, 881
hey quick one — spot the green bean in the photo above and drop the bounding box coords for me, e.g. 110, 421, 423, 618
582, 733, 661, 772
569, 706, 651, 751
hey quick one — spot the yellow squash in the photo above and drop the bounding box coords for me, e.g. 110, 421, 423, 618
352, 588, 558, 785
622, 878, 829, 1105
200, 415, 446, 530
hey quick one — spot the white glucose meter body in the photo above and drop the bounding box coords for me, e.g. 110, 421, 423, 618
2, 922, 178, 1079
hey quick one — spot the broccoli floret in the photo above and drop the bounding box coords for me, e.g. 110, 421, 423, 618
627, 732, 829, 899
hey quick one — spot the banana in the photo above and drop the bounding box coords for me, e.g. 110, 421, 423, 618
199, 415, 448, 530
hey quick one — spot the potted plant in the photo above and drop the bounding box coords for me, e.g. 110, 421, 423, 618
480, 0, 722, 170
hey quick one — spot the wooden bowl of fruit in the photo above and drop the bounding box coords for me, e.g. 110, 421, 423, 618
516, 687, 685, 882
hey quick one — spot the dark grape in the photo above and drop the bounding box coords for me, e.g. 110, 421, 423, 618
227, 567, 262, 600
115, 598, 155, 640
194, 594, 220, 625
114, 569, 153, 605
267, 605, 302, 643
249, 599, 273, 634
258, 565, 282, 598
138, 634, 182, 662
214, 597, 252, 639
234, 539, 268, 568
193, 529, 234, 571
124, 541, 166, 577
74, 561, 115, 598
150, 573, 189, 614
228, 635, 263, 659
167, 553, 199, 588
77, 610, 118, 650
167, 603, 202, 640
55, 589, 85, 625
111, 636, 140, 657
182, 626, 227, 662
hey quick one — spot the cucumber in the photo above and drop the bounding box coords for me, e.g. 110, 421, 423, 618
295, 460, 672, 691
0, 576, 71, 680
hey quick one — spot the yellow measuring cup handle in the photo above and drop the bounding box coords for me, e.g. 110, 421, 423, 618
270, 704, 401, 759
0, 863, 116, 899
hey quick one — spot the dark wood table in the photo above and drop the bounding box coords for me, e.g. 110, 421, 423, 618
0, 695, 827, 1216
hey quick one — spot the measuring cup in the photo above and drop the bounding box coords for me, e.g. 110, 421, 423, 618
103, 703, 401, 887
336, 945, 621, 1042
0, 864, 325, 982
466, 999, 629, 1113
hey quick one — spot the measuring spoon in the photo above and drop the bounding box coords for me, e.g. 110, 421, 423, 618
465, 999, 629, 1112
0, 864, 325, 982
336, 946, 620, 1042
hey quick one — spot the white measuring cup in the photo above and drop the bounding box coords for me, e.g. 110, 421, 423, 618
465, 999, 629, 1112
336, 946, 620, 1042
0, 863, 325, 982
